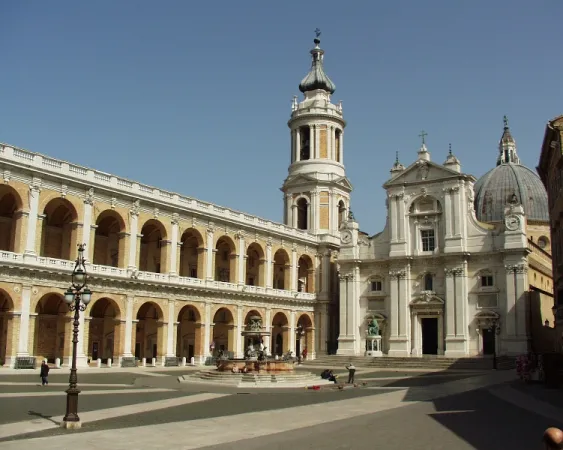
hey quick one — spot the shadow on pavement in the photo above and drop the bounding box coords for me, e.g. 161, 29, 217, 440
28, 411, 58, 425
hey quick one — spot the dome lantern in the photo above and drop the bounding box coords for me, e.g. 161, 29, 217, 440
299, 30, 336, 95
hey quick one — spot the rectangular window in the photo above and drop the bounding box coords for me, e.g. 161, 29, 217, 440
481, 275, 494, 287
370, 280, 382, 291
421, 229, 436, 252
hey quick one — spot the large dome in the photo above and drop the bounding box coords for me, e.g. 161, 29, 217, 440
474, 117, 549, 223
474, 163, 549, 223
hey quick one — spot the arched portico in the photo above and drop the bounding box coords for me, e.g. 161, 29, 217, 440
88, 298, 122, 362
93, 210, 127, 268
177, 304, 204, 362
211, 307, 235, 356
273, 249, 290, 290
139, 220, 167, 273
215, 236, 236, 283
135, 302, 164, 362
34, 293, 70, 364
0, 185, 24, 253
179, 228, 205, 279
271, 311, 289, 356
40, 198, 79, 260
245, 243, 265, 287
0, 290, 14, 366
296, 313, 314, 359
297, 255, 314, 293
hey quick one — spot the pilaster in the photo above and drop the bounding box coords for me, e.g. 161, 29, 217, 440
290, 244, 298, 291
23, 185, 40, 261
236, 306, 243, 358
387, 269, 409, 356
289, 310, 296, 354
127, 209, 139, 269
236, 232, 245, 285
166, 301, 175, 357
266, 241, 273, 289
82, 198, 93, 259
205, 225, 215, 280
17, 285, 31, 356
169, 215, 179, 275
122, 296, 134, 357
203, 302, 212, 358
264, 308, 272, 355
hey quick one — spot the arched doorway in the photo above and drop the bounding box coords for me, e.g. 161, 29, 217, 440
245, 243, 265, 287
34, 294, 69, 363
136, 302, 164, 361
177, 305, 203, 362
88, 298, 121, 363
215, 236, 236, 283
296, 314, 314, 359
0, 291, 14, 366
0, 186, 23, 253
271, 312, 289, 356
212, 307, 234, 357
40, 199, 78, 260
179, 228, 204, 279
297, 255, 314, 293
93, 211, 126, 267
273, 249, 290, 290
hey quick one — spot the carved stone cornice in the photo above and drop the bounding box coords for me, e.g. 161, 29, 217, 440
388, 192, 404, 200
389, 270, 406, 279
505, 263, 528, 274
84, 187, 95, 206
130, 199, 140, 217
442, 186, 460, 194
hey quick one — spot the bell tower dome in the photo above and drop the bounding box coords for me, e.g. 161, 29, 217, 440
281, 31, 352, 236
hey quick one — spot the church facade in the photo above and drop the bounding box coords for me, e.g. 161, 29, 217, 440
337, 124, 553, 358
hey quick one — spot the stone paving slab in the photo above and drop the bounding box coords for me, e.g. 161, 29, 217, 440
0, 371, 516, 449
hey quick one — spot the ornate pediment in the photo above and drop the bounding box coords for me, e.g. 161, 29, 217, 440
410, 291, 444, 306
282, 174, 318, 188
384, 160, 460, 188
333, 176, 354, 191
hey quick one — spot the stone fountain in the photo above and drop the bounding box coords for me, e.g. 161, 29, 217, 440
179, 316, 332, 388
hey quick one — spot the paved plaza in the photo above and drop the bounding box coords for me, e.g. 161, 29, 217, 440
0, 365, 560, 449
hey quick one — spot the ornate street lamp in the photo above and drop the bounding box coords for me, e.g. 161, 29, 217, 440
489, 319, 500, 370
61, 244, 92, 429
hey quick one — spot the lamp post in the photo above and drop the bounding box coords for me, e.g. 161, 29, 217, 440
489, 319, 499, 370
552, 305, 558, 353
61, 244, 92, 429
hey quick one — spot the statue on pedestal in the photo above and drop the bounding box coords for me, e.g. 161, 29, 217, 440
367, 318, 380, 336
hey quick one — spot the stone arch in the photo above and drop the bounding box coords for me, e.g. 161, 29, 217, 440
179, 228, 205, 279
297, 254, 315, 293
0, 185, 24, 253
40, 198, 79, 260
214, 235, 236, 283
93, 210, 127, 268
271, 311, 289, 356
273, 248, 291, 290
296, 313, 314, 358
34, 293, 70, 363
135, 301, 165, 361
177, 304, 204, 362
88, 298, 122, 362
337, 199, 346, 229
246, 242, 265, 287
139, 219, 167, 273
0, 289, 15, 366
211, 307, 235, 356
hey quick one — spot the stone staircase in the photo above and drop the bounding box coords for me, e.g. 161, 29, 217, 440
304, 355, 515, 371
179, 370, 333, 388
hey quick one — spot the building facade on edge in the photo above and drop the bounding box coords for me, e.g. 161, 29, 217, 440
337, 119, 553, 358
538, 115, 563, 351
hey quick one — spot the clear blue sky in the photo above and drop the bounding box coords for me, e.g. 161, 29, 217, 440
1, 1, 562, 234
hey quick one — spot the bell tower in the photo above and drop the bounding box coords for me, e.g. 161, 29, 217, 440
281, 31, 352, 236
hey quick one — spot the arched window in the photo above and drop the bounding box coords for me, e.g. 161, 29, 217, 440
297, 198, 308, 230
300, 126, 311, 161
424, 273, 433, 291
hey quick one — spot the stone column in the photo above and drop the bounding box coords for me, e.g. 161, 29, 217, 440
389, 194, 398, 243
444, 269, 455, 338
24, 185, 40, 260
81, 198, 93, 259
289, 310, 296, 354
454, 267, 467, 338
127, 209, 139, 269
122, 296, 134, 357
203, 303, 211, 359
236, 233, 245, 285
339, 130, 344, 163
310, 125, 316, 159
205, 226, 215, 280
504, 265, 517, 337
389, 272, 399, 337
169, 215, 179, 276
236, 306, 243, 358
17, 285, 31, 357
295, 128, 301, 162
265, 241, 273, 289
264, 309, 272, 354
443, 189, 453, 238
27, 313, 38, 359
453, 187, 462, 237
312, 191, 319, 232
166, 301, 175, 357
290, 245, 298, 291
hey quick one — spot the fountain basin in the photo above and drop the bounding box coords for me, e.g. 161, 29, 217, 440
216, 359, 294, 373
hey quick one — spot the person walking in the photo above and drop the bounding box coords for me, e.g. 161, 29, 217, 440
346, 362, 356, 384
40, 360, 50, 386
